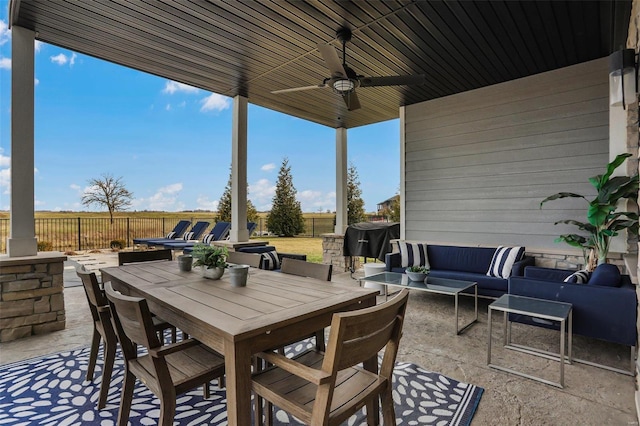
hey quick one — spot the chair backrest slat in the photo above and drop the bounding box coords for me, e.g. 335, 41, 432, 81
323, 289, 409, 376
227, 251, 262, 268
77, 268, 108, 312
104, 282, 161, 351
281, 258, 332, 281
118, 249, 173, 265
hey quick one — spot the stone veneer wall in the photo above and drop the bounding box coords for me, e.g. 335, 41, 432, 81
322, 234, 361, 273
0, 253, 67, 342
526, 249, 629, 274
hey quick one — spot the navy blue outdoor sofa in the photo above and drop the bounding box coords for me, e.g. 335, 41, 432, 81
132, 220, 191, 245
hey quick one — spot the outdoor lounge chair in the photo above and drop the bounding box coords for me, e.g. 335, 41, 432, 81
132, 219, 191, 245
162, 221, 231, 250
143, 221, 210, 247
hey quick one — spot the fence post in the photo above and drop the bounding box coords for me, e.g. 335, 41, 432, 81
77, 217, 81, 251
127, 217, 130, 247
162, 217, 165, 234
312, 218, 315, 238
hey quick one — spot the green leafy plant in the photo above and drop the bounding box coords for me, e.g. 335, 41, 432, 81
540, 153, 639, 269
110, 239, 126, 250
191, 244, 228, 269
407, 265, 429, 273
37, 241, 53, 251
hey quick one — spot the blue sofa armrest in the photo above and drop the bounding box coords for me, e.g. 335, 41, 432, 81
524, 266, 574, 282
512, 256, 535, 277
509, 275, 637, 346
385, 252, 401, 272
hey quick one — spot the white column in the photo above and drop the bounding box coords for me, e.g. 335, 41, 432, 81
7, 26, 37, 257
334, 127, 348, 234
230, 95, 248, 242
399, 106, 406, 240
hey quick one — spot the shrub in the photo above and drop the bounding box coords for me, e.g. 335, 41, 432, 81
110, 239, 126, 250
37, 241, 53, 251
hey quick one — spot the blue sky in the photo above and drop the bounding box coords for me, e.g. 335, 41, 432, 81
0, 15, 399, 213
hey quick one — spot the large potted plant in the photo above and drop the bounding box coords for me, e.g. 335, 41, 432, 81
192, 244, 228, 280
540, 153, 638, 270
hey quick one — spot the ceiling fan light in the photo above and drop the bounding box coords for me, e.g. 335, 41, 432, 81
333, 79, 354, 94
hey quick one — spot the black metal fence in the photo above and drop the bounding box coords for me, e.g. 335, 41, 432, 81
0, 215, 393, 253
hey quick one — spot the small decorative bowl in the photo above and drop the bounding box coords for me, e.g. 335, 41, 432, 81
406, 269, 428, 281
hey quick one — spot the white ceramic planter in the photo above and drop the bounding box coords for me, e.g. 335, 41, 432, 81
201, 266, 225, 280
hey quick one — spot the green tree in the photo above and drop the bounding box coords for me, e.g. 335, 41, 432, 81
347, 162, 366, 224
217, 168, 259, 223
267, 158, 305, 236
81, 173, 133, 224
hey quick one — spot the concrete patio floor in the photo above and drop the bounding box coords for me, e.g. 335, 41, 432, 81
0, 251, 637, 425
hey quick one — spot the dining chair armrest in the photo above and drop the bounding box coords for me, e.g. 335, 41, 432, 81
257, 351, 331, 384
149, 338, 200, 358
96, 305, 110, 313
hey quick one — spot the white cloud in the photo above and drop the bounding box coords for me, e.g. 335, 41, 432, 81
200, 93, 230, 112
50, 53, 68, 65
50, 52, 77, 67
132, 183, 185, 211
0, 20, 10, 46
298, 189, 336, 212
249, 178, 276, 210
0, 168, 10, 193
163, 80, 199, 95
178, 101, 186, 108
261, 163, 276, 172
165, 104, 171, 111
34, 40, 42, 52
70, 183, 82, 192
196, 195, 219, 211
0, 152, 9, 167
34, 198, 45, 207
34, 77, 39, 86
0, 57, 11, 70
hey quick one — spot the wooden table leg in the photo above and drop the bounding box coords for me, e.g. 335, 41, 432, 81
225, 340, 253, 426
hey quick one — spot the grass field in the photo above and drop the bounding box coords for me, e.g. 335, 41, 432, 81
264, 237, 323, 263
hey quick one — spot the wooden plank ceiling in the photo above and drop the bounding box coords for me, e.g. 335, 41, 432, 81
10, 0, 631, 129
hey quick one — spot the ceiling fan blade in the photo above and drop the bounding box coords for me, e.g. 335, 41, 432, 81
359, 75, 426, 87
271, 84, 326, 94
318, 43, 347, 78
342, 91, 361, 111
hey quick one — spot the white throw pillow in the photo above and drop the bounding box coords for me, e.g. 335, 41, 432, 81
563, 270, 590, 284
397, 241, 430, 269
487, 246, 525, 279
165, 231, 176, 239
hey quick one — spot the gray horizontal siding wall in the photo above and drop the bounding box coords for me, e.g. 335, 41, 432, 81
403, 58, 608, 250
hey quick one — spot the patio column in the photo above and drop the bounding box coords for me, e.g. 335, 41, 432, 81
335, 127, 348, 234
230, 95, 248, 242
399, 106, 406, 240
7, 26, 37, 257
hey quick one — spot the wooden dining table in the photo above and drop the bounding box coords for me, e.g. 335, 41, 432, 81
101, 260, 378, 425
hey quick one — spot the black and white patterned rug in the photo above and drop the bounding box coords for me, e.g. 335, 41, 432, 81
0, 340, 482, 425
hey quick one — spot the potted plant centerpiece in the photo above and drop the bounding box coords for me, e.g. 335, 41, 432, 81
406, 265, 429, 281
540, 153, 638, 271
192, 243, 228, 280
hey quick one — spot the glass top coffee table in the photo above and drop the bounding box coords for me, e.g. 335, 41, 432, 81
361, 272, 477, 335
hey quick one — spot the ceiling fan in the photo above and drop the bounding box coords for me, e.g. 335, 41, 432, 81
271, 27, 426, 111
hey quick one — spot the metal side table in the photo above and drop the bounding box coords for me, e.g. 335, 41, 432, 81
488, 294, 572, 388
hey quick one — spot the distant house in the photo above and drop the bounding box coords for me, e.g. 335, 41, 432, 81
377, 195, 399, 214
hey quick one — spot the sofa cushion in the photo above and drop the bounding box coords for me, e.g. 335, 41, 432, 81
397, 242, 430, 268
260, 251, 281, 270
428, 270, 508, 293
563, 270, 590, 284
426, 245, 495, 274
588, 264, 621, 287
487, 246, 525, 279
237, 246, 276, 254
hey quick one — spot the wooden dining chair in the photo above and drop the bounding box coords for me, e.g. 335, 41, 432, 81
252, 289, 409, 426
104, 282, 226, 426
280, 258, 333, 352
227, 250, 262, 268
117, 249, 178, 342
77, 268, 118, 410
280, 257, 332, 281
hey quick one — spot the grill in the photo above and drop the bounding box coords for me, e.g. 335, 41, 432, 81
343, 222, 400, 262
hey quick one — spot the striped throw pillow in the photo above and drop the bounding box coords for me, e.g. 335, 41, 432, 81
397, 242, 430, 269
261, 251, 280, 270
202, 233, 216, 244
487, 246, 525, 279
182, 231, 195, 241
563, 270, 590, 284
165, 231, 176, 239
